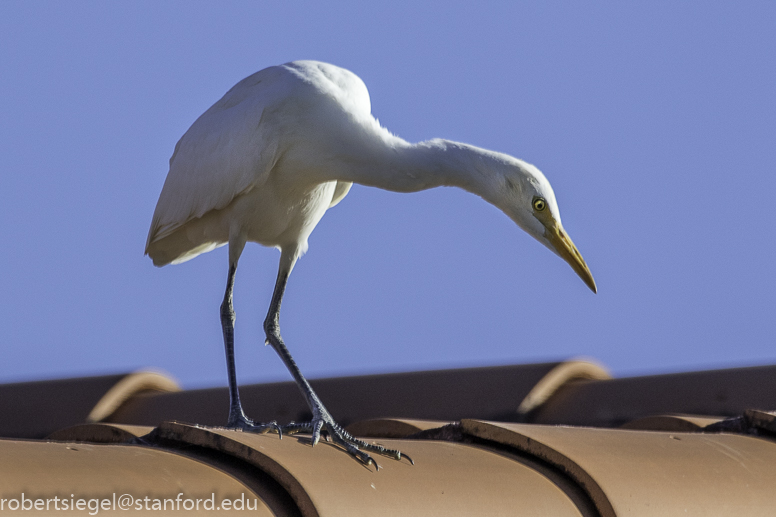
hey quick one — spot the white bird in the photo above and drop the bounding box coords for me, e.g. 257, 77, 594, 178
146, 60, 596, 468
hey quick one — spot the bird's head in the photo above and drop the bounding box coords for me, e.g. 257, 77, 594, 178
490, 158, 597, 293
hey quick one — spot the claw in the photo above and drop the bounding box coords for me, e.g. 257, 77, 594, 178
279, 422, 310, 437
311, 420, 324, 446
226, 416, 281, 437
357, 450, 377, 470
272, 415, 412, 469
263, 421, 281, 435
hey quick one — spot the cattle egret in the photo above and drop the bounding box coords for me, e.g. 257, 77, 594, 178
146, 60, 596, 468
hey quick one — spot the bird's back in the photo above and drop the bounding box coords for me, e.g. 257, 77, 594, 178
146, 61, 369, 266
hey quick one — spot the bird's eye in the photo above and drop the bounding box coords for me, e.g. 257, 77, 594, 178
533, 197, 547, 212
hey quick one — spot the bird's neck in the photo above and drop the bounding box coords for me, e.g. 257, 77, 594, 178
320, 129, 505, 202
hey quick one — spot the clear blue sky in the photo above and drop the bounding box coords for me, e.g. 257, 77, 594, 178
1, 1, 774, 389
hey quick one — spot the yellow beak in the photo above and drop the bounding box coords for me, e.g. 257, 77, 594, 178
546, 222, 597, 293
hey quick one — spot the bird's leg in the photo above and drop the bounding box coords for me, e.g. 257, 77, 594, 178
220, 262, 278, 433
263, 260, 412, 469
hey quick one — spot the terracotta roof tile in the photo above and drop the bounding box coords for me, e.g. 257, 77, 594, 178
154, 421, 586, 517
530, 364, 776, 427
619, 414, 723, 432
462, 419, 776, 516
2, 360, 776, 514
0, 436, 273, 515
0, 370, 178, 439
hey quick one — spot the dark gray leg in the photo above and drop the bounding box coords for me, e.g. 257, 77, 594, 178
263, 260, 412, 469
221, 263, 247, 426
220, 262, 277, 433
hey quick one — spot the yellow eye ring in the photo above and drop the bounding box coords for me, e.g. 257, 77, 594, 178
533, 197, 547, 212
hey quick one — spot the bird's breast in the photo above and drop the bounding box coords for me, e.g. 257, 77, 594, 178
230, 178, 339, 251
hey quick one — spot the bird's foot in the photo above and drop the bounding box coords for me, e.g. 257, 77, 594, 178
280, 416, 413, 470
227, 411, 282, 436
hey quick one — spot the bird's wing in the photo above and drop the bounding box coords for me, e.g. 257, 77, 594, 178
146, 70, 283, 250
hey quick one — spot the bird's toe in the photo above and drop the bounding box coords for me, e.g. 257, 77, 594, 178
278, 417, 409, 470
227, 414, 281, 436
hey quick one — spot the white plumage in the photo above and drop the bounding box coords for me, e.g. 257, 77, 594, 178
147, 62, 367, 267
146, 60, 595, 467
